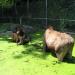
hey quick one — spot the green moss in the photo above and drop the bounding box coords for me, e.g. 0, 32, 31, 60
0, 30, 75, 75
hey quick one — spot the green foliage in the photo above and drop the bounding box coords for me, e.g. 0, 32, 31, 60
47, 0, 75, 30
0, 0, 13, 7
0, 0, 75, 30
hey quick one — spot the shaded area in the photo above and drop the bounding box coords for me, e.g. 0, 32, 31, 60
13, 31, 50, 60
62, 56, 75, 64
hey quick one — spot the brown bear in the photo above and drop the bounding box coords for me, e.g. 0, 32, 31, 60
11, 26, 19, 43
12, 25, 30, 45
44, 26, 74, 61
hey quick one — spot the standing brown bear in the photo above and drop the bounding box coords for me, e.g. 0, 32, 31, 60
12, 25, 30, 45
44, 26, 74, 61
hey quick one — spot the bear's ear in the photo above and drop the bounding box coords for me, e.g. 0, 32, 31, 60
48, 25, 54, 30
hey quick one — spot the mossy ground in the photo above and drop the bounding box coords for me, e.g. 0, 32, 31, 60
0, 28, 75, 75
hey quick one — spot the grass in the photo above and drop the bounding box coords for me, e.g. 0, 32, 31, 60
0, 29, 75, 75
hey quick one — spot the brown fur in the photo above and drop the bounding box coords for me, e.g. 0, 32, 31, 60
12, 26, 30, 45
44, 26, 74, 61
